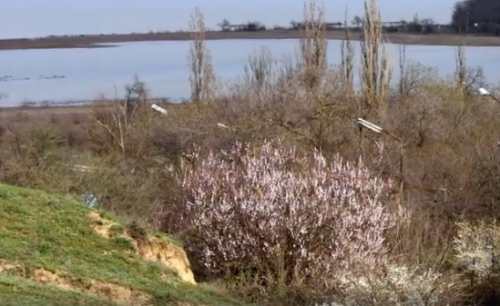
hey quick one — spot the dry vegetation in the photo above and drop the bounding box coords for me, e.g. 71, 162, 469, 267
2, 0, 500, 305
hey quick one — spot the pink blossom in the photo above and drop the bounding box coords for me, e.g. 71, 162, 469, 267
180, 138, 402, 277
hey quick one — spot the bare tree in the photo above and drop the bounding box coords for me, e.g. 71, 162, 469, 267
290, 20, 299, 29
352, 15, 363, 29
217, 19, 230, 31
187, 8, 215, 103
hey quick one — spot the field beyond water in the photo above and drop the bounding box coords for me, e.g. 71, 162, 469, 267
2, 29, 500, 50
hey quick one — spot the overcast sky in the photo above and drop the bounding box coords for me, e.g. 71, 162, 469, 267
1, 0, 458, 39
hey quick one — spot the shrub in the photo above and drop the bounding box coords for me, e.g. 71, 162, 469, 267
454, 220, 500, 304
180, 138, 406, 294
332, 261, 468, 306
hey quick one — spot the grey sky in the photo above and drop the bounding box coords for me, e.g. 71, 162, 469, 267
1, 0, 458, 39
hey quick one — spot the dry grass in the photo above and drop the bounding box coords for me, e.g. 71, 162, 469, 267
1, 0, 500, 305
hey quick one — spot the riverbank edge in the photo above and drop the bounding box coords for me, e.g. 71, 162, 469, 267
1, 30, 500, 50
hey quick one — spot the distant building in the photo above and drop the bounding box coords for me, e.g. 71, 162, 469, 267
289, 21, 342, 30
226, 24, 247, 31
325, 22, 342, 30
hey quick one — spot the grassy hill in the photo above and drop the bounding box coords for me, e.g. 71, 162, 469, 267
0, 183, 249, 306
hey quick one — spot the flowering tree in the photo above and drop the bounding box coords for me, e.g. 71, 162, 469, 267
180, 139, 403, 283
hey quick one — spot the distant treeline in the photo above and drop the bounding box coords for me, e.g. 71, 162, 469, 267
217, 0, 500, 36
27, 0, 500, 40
451, 0, 500, 35
218, 19, 454, 35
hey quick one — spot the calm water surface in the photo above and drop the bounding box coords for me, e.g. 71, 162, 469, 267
0, 39, 499, 106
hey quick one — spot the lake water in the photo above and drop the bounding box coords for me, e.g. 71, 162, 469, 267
0, 39, 499, 106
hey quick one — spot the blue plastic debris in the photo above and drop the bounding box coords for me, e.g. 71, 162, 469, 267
81, 193, 98, 208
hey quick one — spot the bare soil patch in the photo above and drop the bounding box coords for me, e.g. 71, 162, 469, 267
88, 211, 196, 285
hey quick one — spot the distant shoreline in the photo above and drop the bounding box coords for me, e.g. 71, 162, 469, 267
1, 30, 500, 50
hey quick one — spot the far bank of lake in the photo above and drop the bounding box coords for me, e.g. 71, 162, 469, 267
0, 39, 498, 106
2, 31, 500, 50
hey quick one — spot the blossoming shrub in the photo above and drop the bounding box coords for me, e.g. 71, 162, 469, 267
180, 138, 403, 285
454, 220, 500, 280
454, 220, 500, 302
336, 264, 464, 306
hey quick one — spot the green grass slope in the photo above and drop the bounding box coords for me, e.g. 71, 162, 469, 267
0, 184, 248, 306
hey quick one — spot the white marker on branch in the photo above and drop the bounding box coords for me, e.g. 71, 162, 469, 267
479, 88, 490, 96
356, 118, 383, 134
151, 104, 168, 115
216, 122, 236, 131
357, 118, 404, 204
478, 87, 500, 104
